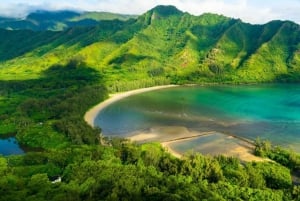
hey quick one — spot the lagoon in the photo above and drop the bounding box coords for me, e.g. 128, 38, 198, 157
0, 137, 24, 155
95, 84, 300, 153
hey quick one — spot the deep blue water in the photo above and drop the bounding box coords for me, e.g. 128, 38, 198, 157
95, 84, 300, 151
0, 137, 24, 155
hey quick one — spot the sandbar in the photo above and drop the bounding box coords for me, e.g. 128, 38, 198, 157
128, 126, 267, 162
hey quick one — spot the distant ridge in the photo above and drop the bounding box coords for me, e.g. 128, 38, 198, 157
0, 10, 137, 31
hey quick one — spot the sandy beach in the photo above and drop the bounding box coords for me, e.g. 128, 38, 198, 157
84, 85, 178, 127
84, 84, 265, 162
129, 126, 266, 162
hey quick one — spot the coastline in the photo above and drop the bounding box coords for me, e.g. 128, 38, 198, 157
84, 84, 266, 162
84, 85, 178, 127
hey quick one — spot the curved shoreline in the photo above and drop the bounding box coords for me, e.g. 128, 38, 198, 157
84, 84, 266, 162
84, 85, 178, 127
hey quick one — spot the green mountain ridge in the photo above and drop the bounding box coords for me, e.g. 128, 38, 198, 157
1, 5, 300, 89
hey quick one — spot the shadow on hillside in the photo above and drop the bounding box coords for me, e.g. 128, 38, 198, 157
41, 57, 101, 86
275, 71, 300, 83
0, 58, 103, 98
108, 53, 154, 65
0, 59, 107, 147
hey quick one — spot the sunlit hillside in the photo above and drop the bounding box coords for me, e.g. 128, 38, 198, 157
0, 5, 299, 91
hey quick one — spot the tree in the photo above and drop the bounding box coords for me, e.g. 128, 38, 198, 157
292, 186, 300, 201
0, 157, 8, 176
254, 138, 271, 157
245, 164, 266, 189
28, 173, 51, 195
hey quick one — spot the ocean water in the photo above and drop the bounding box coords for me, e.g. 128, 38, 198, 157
95, 84, 300, 152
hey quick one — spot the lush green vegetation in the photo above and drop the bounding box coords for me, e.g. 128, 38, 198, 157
1, 5, 300, 200
0, 141, 300, 201
1, 65, 299, 200
0, 58, 107, 148
255, 138, 300, 172
0, 5, 300, 91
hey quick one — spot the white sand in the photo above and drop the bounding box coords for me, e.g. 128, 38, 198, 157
84, 85, 177, 127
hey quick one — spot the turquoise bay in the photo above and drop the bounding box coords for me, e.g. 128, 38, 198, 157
95, 84, 300, 152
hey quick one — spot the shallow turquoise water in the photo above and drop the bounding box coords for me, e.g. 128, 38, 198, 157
95, 84, 300, 151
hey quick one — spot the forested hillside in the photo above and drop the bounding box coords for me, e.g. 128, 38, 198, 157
0, 5, 300, 91
1, 141, 300, 201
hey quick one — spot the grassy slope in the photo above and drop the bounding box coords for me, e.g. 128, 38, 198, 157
0, 20, 127, 80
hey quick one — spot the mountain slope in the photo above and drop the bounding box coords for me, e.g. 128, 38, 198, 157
0, 5, 300, 88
